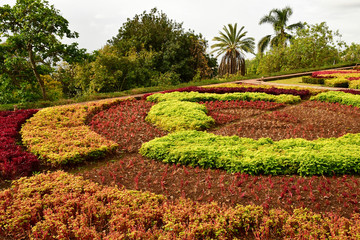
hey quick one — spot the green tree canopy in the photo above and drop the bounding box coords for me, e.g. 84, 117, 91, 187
0, 0, 86, 101
211, 23, 255, 76
108, 8, 216, 83
256, 22, 345, 74
258, 6, 304, 54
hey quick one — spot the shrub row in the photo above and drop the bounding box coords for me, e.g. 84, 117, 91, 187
310, 70, 360, 89
140, 130, 360, 176
311, 91, 360, 108
20, 99, 121, 166
1, 171, 360, 239
146, 91, 301, 104
143, 85, 311, 99
0, 110, 39, 180
312, 70, 360, 78
146, 100, 214, 132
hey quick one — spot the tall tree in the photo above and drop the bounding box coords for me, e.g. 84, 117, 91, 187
258, 6, 304, 54
0, 0, 86, 100
211, 23, 255, 76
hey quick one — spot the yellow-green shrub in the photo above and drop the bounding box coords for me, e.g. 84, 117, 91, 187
20, 99, 122, 165
146, 100, 214, 132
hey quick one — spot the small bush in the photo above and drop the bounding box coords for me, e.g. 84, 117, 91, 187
146, 100, 215, 132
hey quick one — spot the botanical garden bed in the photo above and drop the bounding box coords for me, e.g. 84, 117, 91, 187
2, 86, 360, 239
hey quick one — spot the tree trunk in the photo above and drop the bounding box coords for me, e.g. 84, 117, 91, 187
28, 45, 48, 100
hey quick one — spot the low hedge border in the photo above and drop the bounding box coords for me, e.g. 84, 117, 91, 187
146, 91, 301, 104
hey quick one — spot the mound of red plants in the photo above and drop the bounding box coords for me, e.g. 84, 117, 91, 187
0, 110, 39, 180
142, 85, 311, 99
81, 99, 360, 219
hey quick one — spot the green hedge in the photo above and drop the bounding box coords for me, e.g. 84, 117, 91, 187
302, 76, 325, 84
311, 91, 360, 107
146, 91, 301, 104
146, 100, 215, 132
140, 130, 360, 176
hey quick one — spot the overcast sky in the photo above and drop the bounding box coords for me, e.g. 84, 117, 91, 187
2, 0, 360, 58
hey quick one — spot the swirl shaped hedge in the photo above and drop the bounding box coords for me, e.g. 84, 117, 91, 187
140, 130, 360, 176
140, 91, 360, 176
20, 99, 121, 165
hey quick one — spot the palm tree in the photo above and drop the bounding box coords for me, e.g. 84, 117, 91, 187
258, 6, 304, 54
211, 23, 255, 76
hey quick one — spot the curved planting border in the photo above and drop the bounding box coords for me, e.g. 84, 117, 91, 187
20, 99, 124, 166
0, 110, 39, 179
140, 91, 360, 176
146, 91, 301, 104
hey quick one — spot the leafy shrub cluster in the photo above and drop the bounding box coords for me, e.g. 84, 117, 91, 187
143, 85, 311, 100
0, 110, 39, 179
20, 99, 120, 166
146, 91, 301, 104
146, 100, 215, 132
140, 130, 360, 176
1, 171, 360, 239
311, 91, 360, 107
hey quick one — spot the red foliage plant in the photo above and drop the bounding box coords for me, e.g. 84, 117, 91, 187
89, 100, 167, 152
0, 110, 39, 180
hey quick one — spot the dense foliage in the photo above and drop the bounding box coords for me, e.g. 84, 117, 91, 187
20, 99, 120, 165
254, 22, 346, 75
73, 8, 217, 94
2, 171, 360, 239
0, 109, 39, 179
0, 0, 86, 103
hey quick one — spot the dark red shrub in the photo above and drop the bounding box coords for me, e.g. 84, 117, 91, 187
0, 110, 39, 180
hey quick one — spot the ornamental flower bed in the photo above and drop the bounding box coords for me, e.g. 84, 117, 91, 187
142, 85, 311, 100
3, 86, 360, 239
0, 110, 39, 180
2, 171, 360, 239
